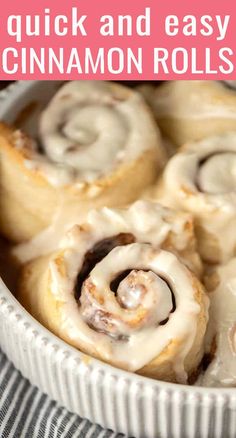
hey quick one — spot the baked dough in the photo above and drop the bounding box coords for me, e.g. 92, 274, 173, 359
151, 132, 236, 264
137, 81, 236, 146
0, 81, 165, 242
18, 201, 208, 383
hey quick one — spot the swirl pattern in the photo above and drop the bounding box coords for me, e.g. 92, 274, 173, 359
79, 244, 175, 339
38, 81, 163, 183
18, 201, 208, 383
154, 133, 236, 264
0, 81, 164, 243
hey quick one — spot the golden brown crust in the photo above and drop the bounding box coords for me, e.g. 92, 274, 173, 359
0, 122, 162, 242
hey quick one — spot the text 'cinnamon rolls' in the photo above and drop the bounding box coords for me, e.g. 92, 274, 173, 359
0, 81, 165, 243
18, 201, 208, 383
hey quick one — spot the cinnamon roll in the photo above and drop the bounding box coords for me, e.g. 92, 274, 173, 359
18, 201, 208, 383
0, 81, 164, 243
153, 133, 236, 264
137, 81, 236, 147
200, 259, 236, 387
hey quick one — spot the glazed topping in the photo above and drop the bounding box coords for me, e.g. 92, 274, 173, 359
42, 201, 204, 382
14, 200, 200, 273
40, 91, 128, 173
79, 247, 174, 339
25, 80, 160, 185
163, 133, 236, 203
49, 230, 203, 382
115, 270, 172, 313
158, 133, 236, 264
197, 152, 236, 194
75, 233, 135, 299
201, 258, 236, 387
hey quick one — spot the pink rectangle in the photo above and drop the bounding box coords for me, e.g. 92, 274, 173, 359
0, 0, 235, 79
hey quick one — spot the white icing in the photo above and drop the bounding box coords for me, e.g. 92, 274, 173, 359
197, 152, 236, 194
24, 158, 75, 186
118, 270, 171, 313
19, 80, 160, 186
49, 243, 202, 381
116, 272, 146, 310
41, 102, 128, 175
13, 200, 197, 263
157, 132, 236, 263
200, 259, 236, 387
81, 268, 173, 335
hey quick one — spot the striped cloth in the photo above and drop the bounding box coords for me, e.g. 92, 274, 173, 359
0, 349, 125, 438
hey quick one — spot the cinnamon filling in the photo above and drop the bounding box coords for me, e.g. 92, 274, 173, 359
75, 233, 135, 299
76, 236, 177, 337
201, 336, 217, 372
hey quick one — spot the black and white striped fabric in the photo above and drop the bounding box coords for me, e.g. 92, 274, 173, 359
0, 349, 125, 438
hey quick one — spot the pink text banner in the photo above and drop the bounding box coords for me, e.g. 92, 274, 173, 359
0, 0, 235, 79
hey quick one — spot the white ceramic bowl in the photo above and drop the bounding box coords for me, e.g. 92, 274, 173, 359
0, 81, 236, 438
